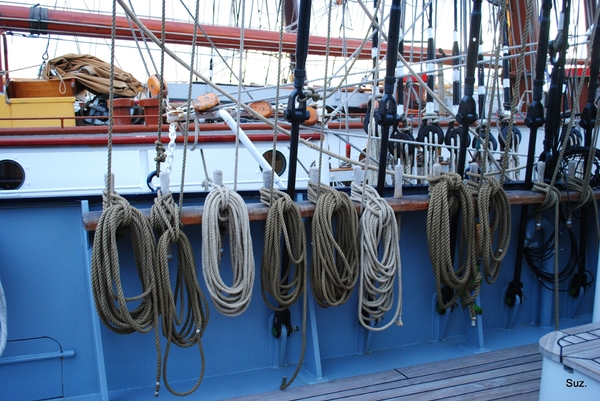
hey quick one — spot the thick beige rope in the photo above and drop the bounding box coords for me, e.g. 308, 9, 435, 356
91, 1, 162, 394
259, 186, 307, 390
202, 184, 255, 316
91, 191, 162, 394
467, 176, 512, 284
150, 188, 209, 397
308, 181, 359, 307
351, 182, 403, 331
426, 173, 481, 319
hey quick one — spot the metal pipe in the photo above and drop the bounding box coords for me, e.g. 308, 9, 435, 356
375, 0, 402, 195
283, 0, 311, 198
217, 110, 285, 189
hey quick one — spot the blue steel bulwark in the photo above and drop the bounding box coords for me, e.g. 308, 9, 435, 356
0, 198, 595, 400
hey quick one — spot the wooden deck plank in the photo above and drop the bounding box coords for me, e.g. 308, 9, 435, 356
223, 344, 543, 401
225, 370, 406, 401
433, 378, 541, 401
398, 343, 539, 379
337, 361, 542, 401
299, 354, 542, 401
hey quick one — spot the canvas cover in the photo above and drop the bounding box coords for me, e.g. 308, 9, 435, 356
42, 53, 142, 98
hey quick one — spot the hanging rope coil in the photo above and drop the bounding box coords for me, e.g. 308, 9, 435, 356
467, 176, 512, 284
202, 184, 255, 317
426, 173, 481, 318
259, 187, 307, 310
307, 181, 359, 307
259, 185, 307, 390
151, 188, 209, 396
351, 182, 403, 331
91, 191, 162, 392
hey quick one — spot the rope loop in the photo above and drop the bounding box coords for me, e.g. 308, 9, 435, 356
471, 176, 512, 284
202, 183, 255, 317
426, 173, 480, 317
307, 182, 359, 308
351, 182, 403, 330
260, 186, 306, 309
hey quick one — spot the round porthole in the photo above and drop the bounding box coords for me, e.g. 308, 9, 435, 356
0, 159, 25, 190
261, 150, 287, 176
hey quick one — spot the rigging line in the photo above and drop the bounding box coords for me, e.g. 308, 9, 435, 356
179, 0, 200, 212
91, 0, 162, 397
127, 0, 157, 75
233, 0, 247, 191
124, 12, 150, 78
114, 0, 387, 176
177, 0, 252, 99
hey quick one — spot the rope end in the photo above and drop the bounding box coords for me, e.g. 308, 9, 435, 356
154, 382, 160, 397
280, 376, 288, 390
396, 318, 403, 327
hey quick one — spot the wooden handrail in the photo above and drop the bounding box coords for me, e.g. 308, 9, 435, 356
82, 189, 599, 231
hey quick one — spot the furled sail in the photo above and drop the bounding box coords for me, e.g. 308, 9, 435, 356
41, 53, 142, 98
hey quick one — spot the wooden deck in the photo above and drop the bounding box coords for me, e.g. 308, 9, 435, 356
226, 343, 541, 401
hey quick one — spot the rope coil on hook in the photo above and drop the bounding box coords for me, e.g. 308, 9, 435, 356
202, 183, 255, 317
151, 186, 209, 396
259, 184, 307, 391
91, 190, 162, 394
307, 181, 359, 308
351, 182, 403, 331
467, 175, 511, 284
426, 172, 481, 319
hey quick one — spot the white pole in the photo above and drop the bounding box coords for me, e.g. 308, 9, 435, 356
217, 110, 285, 189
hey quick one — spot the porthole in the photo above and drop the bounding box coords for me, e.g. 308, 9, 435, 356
0, 159, 25, 190
261, 150, 287, 176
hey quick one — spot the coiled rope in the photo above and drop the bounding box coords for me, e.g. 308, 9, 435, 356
202, 184, 255, 316
91, 0, 162, 394
351, 182, 403, 331
471, 176, 511, 284
91, 192, 162, 394
426, 172, 481, 319
151, 188, 209, 397
466, 0, 512, 285
308, 181, 359, 307
259, 185, 307, 390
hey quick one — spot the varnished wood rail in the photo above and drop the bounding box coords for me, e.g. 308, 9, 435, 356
82, 189, 599, 232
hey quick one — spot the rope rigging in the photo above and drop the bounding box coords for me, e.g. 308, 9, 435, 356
426, 172, 481, 319
151, 186, 210, 396
202, 182, 255, 316
466, 0, 512, 286
308, 181, 359, 308
351, 180, 403, 331
259, 183, 307, 390
90, 1, 162, 394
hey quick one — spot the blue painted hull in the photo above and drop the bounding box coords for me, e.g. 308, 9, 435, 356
0, 195, 594, 400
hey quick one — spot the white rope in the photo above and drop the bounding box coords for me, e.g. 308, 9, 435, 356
0, 274, 6, 357
351, 182, 403, 331
202, 184, 255, 316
